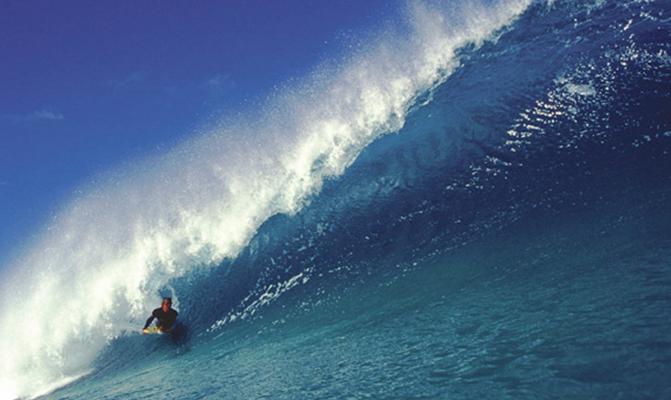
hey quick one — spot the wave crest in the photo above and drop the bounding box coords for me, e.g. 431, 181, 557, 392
0, 1, 531, 398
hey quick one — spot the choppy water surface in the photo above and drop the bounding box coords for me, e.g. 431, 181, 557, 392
3, 0, 670, 398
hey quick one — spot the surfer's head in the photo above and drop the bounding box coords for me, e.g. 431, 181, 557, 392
161, 297, 172, 312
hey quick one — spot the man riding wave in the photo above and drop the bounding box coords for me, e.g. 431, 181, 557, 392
142, 297, 178, 334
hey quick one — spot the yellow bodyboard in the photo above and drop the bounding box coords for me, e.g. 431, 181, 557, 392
143, 326, 164, 335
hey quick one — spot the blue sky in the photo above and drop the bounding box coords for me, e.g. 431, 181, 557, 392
0, 0, 398, 262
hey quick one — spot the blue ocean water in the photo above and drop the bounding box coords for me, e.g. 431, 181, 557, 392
2, 0, 671, 399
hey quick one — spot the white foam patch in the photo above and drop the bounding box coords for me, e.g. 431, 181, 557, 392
0, 1, 531, 398
209, 270, 313, 335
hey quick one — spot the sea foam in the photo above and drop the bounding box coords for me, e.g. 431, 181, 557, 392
0, 1, 531, 398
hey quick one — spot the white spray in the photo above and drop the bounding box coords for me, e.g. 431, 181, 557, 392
0, 1, 531, 398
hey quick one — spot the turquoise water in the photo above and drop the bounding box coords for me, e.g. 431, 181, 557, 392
49, 179, 671, 399
6, 0, 671, 398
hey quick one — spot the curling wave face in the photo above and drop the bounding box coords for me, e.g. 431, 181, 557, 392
0, 1, 532, 398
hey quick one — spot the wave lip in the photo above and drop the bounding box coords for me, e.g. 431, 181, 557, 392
0, 1, 531, 399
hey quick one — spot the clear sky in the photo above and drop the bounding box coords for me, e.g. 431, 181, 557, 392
0, 0, 398, 262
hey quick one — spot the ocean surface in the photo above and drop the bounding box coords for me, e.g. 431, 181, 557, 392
2, 0, 671, 399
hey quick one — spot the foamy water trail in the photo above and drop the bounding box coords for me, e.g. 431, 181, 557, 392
0, 1, 530, 398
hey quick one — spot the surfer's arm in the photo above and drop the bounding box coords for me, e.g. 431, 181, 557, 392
143, 315, 155, 330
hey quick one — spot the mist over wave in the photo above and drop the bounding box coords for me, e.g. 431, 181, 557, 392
0, 1, 532, 398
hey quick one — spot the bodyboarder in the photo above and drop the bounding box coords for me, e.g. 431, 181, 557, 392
142, 297, 178, 334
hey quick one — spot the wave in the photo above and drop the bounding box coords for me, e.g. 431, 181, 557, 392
196, 0, 671, 338
160, 0, 671, 352
0, 1, 533, 398
6, 0, 671, 396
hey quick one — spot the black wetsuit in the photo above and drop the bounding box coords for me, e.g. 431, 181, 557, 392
143, 307, 178, 331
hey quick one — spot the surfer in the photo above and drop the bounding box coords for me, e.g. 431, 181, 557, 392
142, 297, 178, 334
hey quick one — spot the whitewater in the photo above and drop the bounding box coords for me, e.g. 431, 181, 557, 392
2, 0, 671, 399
